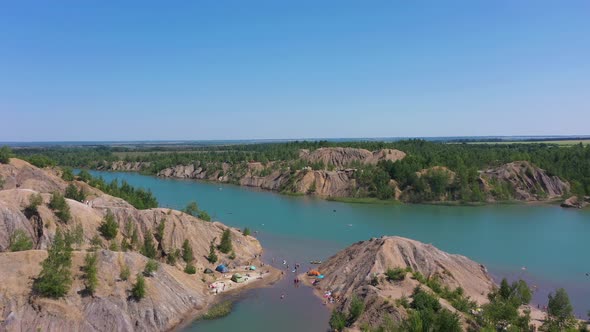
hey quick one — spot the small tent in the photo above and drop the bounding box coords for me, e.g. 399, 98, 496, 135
249, 265, 256, 271
216, 264, 229, 273
308, 270, 320, 276
204, 268, 214, 274
231, 273, 246, 283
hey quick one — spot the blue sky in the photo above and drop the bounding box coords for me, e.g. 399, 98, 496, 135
1, 1, 589, 141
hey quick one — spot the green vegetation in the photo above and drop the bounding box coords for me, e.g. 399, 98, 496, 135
155, 219, 165, 243
329, 310, 346, 331
218, 229, 232, 254
33, 230, 73, 298
183, 201, 212, 221
207, 239, 218, 263
0, 145, 13, 164
9, 229, 33, 251
61, 167, 75, 181
242, 227, 251, 236
82, 252, 99, 296
143, 259, 158, 276
24, 193, 43, 217
14, 140, 590, 202
119, 264, 130, 281
542, 288, 577, 331
74, 171, 157, 209
385, 267, 406, 282
405, 286, 461, 332
98, 210, 119, 240
65, 183, 86, 201
48, 192, 71, 223
348, 295, 366, 326
182, 239, 194, 263
202, 301, 233, 320
131, 274, 146, 300
141, 233, 157, 259
167, 248, 180, 265
478, 278, 533, 331
184, 263, 196, 274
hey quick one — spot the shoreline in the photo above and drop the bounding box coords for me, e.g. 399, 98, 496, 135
87, 167, 577, 209
171, 266, 283, 331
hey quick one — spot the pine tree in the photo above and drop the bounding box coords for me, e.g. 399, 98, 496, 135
33, 230, 73, 298
207, 239, 218, 264
98, 210, 118, 240
141, 233, 157, 259
131, 274, 146, 300
182, 239, 194, 263
218, 229, 232, 254
82, 252, 98, 296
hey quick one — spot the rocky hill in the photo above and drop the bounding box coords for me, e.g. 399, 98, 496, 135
0, 159, 278, 332
299, 147, 406, 168
303, 236, 545, 331
480, 161, 570, 201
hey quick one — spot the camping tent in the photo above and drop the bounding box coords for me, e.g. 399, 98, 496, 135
231, 273, 246, 283
204, 268, 214, 274
216, 264, 229, 273
249, 265, 256, 271
308, 270, 320, 276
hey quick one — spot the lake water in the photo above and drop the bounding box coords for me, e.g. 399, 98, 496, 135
87, 170, 590, 330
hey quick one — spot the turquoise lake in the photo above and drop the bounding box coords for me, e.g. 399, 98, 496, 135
87, 170, 590, 330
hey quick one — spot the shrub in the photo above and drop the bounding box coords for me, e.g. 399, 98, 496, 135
77, 169, 92, 182
61, 167, 75, 181
385, 267, 406, 282
412, 271, 427, 284
202, 301, 233, 320
65, 184, 86, 202
167, 248, 180, 265
155, 219, 165, 243
90, 235, 103, 250
131, 274, 146, 300
143, 259, 158, 276
347, 295, 365, 326
119, 265, 130, 281
9, 229, 33, 251
141, 233, 157, 259
184, 263, 196, 274
198, 210, 211, 221
82, 252, 98, 295
218, 229, 232, 254
229, 250, 236, 260
49, 192, 71, 223
329, 310, 346, 331
98, 210, 118, 240
24, 193, 43, 217
0, 146, 13, 164
33, 230, 73, 298
109, 241, 120, 251
243, 227, 251, 236
183, 201, 199, 216
182, 239, 194, 263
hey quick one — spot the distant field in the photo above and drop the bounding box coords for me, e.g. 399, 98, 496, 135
462, 140, 590, 146
112, 151, 203, 158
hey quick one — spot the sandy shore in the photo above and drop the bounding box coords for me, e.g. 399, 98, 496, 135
172, 266, 282, 331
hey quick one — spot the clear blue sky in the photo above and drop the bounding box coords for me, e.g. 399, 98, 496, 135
1, 1, 589, 141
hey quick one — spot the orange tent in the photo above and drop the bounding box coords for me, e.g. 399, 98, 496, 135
308, 270, 320, 276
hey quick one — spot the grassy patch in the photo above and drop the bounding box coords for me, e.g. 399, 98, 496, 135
202, 301, 233, 320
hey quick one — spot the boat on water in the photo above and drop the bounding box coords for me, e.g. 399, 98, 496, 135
310, 260, 322, 264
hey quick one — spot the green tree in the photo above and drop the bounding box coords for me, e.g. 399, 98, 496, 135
131, 274, 146, 300
49, 192, 71, 223
65, 183, 85, 201
82, 252, 98, 296
0, 146, 13, 163
329, 310, 346, 331
183, 201, 199, 216
543, 288, 577, 331
9, 229, 33, 251
98, 210, 118, 240
243, 227, 251, 236
141, 233, 157, 259
218, 229, 233, 254
207, 239, 218, 264
182, 239, 194, 263
198, 210, 211, 221
347, 295, 365, 326
155, 219, 165, 243
77, 169, 92, 182
33, 230, 73, 298
61, 167, 75, 181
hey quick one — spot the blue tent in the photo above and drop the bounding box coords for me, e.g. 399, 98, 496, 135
216, 264, 229, 273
